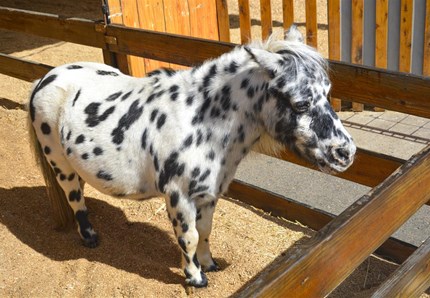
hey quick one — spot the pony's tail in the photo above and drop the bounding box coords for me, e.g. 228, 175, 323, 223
27, 80, 75, 230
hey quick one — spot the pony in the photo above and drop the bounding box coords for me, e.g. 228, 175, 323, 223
28, 26, 355, 287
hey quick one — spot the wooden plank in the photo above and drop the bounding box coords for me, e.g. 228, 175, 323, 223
105, 24, 234, 66
373, 0, 389, 112
399, 0, 413, 73
423, 0, 430, 76
329, 60, 430, 119
136, 0, 170, 73
238, 0, 251, 44
236, 145, 430, 298
276, 147, 404, 188
375, 0, 388, 69
351, 0, 364, 111
0, 6, 106, 49
189, 0, 219, 40
305, 0, 318, 48
282, 0, 294, 30
216, 0, 231, 42
327, 0, 341, 111
260, 0, 272, 40
104, 0, 131, 75
228, 179, 417, 265
0, 53, 53, 82
163, 0, 191, 70
372, 236, 430, 297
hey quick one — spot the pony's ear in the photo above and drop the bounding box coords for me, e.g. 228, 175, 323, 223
285, 24, 304, 43
244, 46, 283, 78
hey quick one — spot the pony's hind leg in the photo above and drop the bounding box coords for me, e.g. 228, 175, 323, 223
39, 136, 98, 247
53, 160, 98, 247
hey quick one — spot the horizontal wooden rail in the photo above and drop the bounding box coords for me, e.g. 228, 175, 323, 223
235, 145, 430, 297
1, 7, 430, 118
227, 180, 417, 264
276, 147, 404, 188
372, 236, 430, 297
0, 6, 106, 49
330, 61, 430, 119
0, 54, 52, 82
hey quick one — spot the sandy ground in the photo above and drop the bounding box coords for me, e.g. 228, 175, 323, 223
0, 0, 428, 297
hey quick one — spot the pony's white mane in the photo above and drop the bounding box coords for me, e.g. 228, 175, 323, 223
249, 32, 329, 76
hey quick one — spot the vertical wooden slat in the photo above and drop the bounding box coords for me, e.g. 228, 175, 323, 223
260, 0, 272, 40
399, 0, 413, 73
163, 0, 191, 70
189, 0, 219, 40
282, 0, 294, 30
373, 0, 389, 112
104, 0, 131, 74
375, 0, 388, 69
238, 0, 252, 44
351, 0, 364, 111
305, 0, 318, 48
120, 0, 146, 77
328, 0, 341, 111
422, 0, 430, 76
216, 0, 231, 42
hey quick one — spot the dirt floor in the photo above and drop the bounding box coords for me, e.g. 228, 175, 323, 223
0, 0, 427, 297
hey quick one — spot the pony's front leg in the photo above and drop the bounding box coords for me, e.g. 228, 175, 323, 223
196, 197, 219, 272
166, 190, 207, 287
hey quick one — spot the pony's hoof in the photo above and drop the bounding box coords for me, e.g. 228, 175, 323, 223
203, 260, 220, 272
186, 271, 208, 288
82, 234, 99, 248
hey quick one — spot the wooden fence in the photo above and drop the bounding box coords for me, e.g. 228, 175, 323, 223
216, 0, 430, 111
0, 6, 430, 297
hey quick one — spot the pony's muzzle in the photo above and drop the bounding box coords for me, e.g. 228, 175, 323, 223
331, 145, 355, 169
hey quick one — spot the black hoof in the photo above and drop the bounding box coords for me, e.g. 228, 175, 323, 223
82, 234, 98, 248
186, 271, 208, 288
204, 262, 220, 272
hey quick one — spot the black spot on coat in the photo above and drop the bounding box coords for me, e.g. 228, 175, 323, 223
111, 99, 144, 145
97, 170, 113, 181
41, 122, 51, 135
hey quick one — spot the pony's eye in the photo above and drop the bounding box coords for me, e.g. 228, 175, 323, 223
294, 101, 310, 113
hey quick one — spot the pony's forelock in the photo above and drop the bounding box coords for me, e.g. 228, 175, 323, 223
247, 31, 329, 76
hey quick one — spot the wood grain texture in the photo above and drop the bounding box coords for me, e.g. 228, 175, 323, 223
399, 0, 413, 73
375, 0, 388, 69
305, 0, 318, 48
115, 0, 146, 77
0, 6, 106, 49
327, 0, 341, 111
351, 0, 364, 111
238, 0, 251, 43
236, 146, 430, 298
136, 0, 170, 73
260, 0, 272, 40
423, 0, 430, 76
104, 0, 131, 75
189, 0, 219, 40
228, 179, 418, 265
0, 53, 52, 82
216, 0, 230, 42
282, 0, 294, 30
372, 236, 430, 297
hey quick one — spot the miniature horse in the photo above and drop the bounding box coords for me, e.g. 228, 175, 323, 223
28, 26, 355, 287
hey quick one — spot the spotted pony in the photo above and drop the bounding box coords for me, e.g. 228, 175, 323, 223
28, 26, 355, 288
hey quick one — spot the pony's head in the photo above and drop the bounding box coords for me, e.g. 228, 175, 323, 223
247, 26, 356, 173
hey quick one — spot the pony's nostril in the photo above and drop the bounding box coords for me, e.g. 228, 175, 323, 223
335, 148, 350, 161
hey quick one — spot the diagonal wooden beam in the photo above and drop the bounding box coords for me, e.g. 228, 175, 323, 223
372, 236, 430, 297
235, 146, 430, 297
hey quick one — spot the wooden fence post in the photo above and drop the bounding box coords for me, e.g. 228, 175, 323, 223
328, 0, 342, 111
